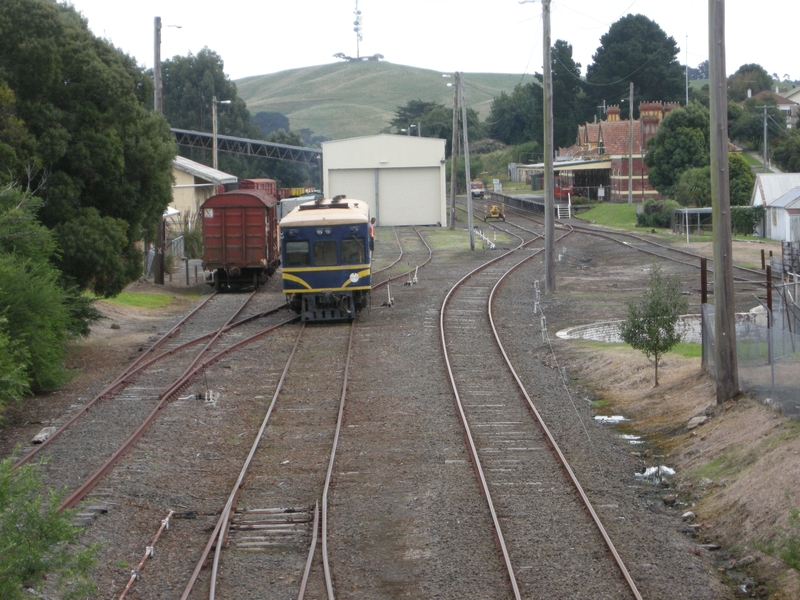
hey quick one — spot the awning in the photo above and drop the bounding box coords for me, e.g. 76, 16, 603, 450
554, 160, 611, 172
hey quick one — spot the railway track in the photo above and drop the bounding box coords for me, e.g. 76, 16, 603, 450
179, 321, 356, 600
473, 198, 767, 288
439, 223, 642, 598
13, 287, 297, 513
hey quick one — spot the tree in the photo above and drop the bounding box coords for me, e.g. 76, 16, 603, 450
728, 152, 756, 206
674, 166, 711, 207
390, 100, 443, 133
0, 458, 97, 599
251, 111, 290, 138
687, 60, 709, 81
0, 187, 98, 391
586, 14, 684, 118
773, 130, 800, 173
727, 63, 774, 102
729, 95, 785, 151
548, 40, 585, 148
672, 153, 753, 207
0, 0, 176, 295
619, 262, 688, 386
644, 102, 710, 195
488, 82, 543, 146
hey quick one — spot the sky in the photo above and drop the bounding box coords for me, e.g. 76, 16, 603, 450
62, 0, 795, 84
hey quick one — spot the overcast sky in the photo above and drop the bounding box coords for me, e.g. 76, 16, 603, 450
62, 0, 795, 84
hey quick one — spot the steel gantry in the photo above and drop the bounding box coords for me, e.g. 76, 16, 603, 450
170, 128, 322, 165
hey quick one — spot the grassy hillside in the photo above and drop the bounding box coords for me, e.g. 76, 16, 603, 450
235, 61, 528, 141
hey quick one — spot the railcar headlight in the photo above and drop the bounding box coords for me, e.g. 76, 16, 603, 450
324, 228, 331, 235
349, 273, 359, 283
316, 228, 323, 235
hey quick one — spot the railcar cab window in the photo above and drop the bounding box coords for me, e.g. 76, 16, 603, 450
313, 240, 337, 266
342, 238, 365, 264
285, 241, 309, 267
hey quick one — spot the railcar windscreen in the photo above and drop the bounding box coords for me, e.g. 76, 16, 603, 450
285, 241, 309, 267
342, 238, 366, 264
313, 240, 338, 266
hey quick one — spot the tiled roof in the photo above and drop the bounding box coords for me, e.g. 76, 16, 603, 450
600, 120, 644, 155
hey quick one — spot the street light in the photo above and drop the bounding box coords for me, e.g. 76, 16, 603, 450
212, 96, 231, 169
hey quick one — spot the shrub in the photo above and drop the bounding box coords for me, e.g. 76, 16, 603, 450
0, 458, 98, 599
636, 198, 681, 229
730, 205, 765, 236
570, 196, 591, 206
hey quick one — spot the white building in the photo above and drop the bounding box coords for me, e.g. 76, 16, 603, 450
751, 173, 800, 241
322, 134, 447, 226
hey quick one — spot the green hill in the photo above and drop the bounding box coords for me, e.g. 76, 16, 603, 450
235, 61, 528, 141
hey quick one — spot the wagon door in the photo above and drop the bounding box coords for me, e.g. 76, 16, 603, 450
243, 207, 268, 265
203, 206, 224, 268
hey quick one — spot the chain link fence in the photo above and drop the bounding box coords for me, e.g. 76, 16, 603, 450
703, 286, 800, 414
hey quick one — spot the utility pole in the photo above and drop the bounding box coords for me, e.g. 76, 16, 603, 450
757, 105, 769, 172
449, 73, 460, 230
460, 75, 474, 250
709, 0, 739, 401
628, 81, 634, 207
154, 17, 162, 114
542, 0, 555, 292
685, 34, 689, 106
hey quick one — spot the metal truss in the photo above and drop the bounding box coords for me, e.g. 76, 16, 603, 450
170, 128, 321, 165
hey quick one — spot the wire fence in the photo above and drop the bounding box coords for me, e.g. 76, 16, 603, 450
703, 287, 800, 414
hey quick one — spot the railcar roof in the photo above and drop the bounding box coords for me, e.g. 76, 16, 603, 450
279, 198, 370, 227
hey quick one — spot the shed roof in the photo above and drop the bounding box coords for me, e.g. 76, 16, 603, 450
751, 173, 800, 206
173, 155, 237, 185
201, 188, 277, 209
771, 187, 800, 209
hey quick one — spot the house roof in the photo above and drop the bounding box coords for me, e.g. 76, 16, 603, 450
770, 187, 800, 209
751, 173, 800, 206
600, 120, 644, 155
172, 155, 237, 185
745, 90, 798, 107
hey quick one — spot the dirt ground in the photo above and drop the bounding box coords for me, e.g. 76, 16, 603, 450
3, 233, 799, 597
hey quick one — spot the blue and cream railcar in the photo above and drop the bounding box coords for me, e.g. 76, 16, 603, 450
279, 195, 372, 321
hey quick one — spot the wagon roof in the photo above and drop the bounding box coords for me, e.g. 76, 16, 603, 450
201, 188, 277, 209
279, 198, 370, 226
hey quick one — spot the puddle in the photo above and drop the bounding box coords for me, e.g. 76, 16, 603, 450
619, 433, 643, 445
594, 415, 627, 424
635, 465, 675, 484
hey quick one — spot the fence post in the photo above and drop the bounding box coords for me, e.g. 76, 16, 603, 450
701, 258, 708, 370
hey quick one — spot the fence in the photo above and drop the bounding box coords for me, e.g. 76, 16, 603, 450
143, 236, 185, 279
703, 285, 800, 414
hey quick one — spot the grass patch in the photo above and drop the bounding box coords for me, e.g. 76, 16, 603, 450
579, 203, 639, 229
668, 342, 702, 359
692, 454, 743, 481
590, 399, 609, 409
101, 292, 175, 310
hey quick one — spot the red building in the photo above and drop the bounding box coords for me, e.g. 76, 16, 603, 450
557, 102, 679, 202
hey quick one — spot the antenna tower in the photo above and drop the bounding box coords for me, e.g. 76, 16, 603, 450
353, 1, 363, 59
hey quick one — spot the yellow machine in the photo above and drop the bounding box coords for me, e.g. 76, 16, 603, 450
485, 203, 505, 221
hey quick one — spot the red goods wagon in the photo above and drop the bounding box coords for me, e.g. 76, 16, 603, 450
201, 188, 280, 291
239, 178, 277, 197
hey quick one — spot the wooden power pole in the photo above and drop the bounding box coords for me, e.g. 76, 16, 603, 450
628, 82, 634, 206
542, 0, 555, 292
709, 0, 739, 401
460, 75, 474, 251
449, 73, 460, 230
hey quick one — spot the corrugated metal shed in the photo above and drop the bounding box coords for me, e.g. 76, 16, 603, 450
322, 134, 446, 227
751, 173, 800, 206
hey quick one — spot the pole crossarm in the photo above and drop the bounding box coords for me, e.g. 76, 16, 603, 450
170, 128, 322, 165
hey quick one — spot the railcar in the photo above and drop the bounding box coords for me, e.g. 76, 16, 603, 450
201, 188, 280, 291
279, 195, 372, 321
